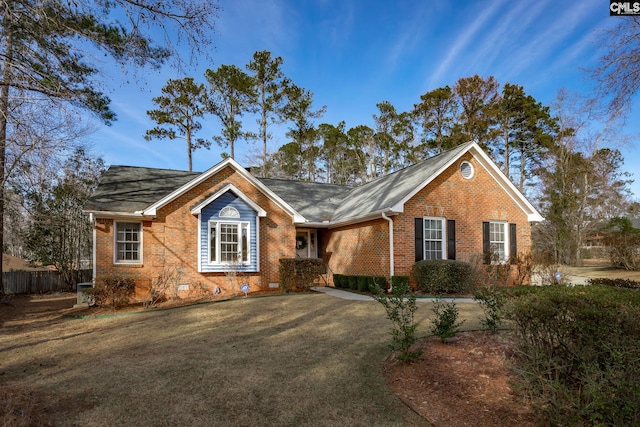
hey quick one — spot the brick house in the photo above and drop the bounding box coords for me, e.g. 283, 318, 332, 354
85, 141, 542, 297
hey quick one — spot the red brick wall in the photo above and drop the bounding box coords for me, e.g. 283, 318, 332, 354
94, 166, 296, 299
323, 219, 390, 278
322, 153, 532, 281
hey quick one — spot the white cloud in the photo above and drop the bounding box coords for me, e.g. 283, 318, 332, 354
425, 0, 508, 88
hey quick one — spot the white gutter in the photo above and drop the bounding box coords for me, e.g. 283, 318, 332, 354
83, 210, 153, 220
381, 212, 394, 292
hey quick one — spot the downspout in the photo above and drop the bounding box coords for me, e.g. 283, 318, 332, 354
89, 213, 96, 286
381, 212, 394, 292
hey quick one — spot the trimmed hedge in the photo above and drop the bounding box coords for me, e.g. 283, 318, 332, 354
504, 285, 640, 426
333, 274, 386, 292
391, 276, 409, 289
411, 259, 473, 294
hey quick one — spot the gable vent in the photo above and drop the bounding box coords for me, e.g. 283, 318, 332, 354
460, 161, 474, 179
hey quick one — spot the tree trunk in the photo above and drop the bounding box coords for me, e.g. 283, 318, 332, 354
0, 22, 14, 295
186, 128, 193, 171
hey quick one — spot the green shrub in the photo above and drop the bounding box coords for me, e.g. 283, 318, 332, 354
503, 285, 640, 426
412, 260, 473, 294
391, 276, 409, 290
333, 274, 347, 288
430, 297, 464, 342
332, 275, 388, 292
372, 279, 422, 362
357, 276, 368, 292
85, 275, 136, 308
473, 285, 505, 333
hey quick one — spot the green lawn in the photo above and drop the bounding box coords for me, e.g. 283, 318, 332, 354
1, 293, 484, 426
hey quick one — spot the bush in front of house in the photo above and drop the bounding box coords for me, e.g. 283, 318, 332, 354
279, 258, 326, 292
372, 276, 422, 362
333, 274, 347, 288
332, 274, 387, 292
503, 285, 640, 426
430, 296, 464, 342
473, 285, 506, 333
411, 259, 473, 294
85, 274, 136, 308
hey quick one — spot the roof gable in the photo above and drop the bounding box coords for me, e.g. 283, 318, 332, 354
331, 143, 471, 223
331, 142, 542, 224
190, 184, 267, 217
141, 157, 304, 222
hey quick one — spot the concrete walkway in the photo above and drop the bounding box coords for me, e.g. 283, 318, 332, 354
311, 286, 476, 303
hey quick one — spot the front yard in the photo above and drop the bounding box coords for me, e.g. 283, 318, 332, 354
1, 293, 486, 426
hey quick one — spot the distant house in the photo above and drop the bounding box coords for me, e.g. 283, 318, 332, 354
84, 142, 543, 297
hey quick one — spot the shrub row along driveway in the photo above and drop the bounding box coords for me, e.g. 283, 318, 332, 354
1, 293, 485, 426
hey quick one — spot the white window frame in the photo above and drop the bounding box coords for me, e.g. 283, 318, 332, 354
423, 217, 447, 260
114, 221, 143, 264
489, 221, 509, 264
208, 220, 250, 265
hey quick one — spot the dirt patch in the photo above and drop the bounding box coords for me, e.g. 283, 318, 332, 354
384, 331, 536, 427
0, 293, 78, 327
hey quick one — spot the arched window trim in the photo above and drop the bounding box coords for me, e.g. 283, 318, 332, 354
219, 205, 240, 218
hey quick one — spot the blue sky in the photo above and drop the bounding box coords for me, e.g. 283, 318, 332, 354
89, 0, 640, 199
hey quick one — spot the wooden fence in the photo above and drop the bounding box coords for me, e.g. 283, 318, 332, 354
2, 269, 92, 294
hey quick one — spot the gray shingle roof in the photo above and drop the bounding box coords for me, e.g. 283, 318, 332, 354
86, 142, 476, 224
332, 142, 472, 222
85, 166, 198, 213
257, 178, 351, 223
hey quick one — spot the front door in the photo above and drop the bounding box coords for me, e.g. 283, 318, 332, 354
296, 229, 317, 258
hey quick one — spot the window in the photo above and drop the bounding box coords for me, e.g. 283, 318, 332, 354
209, 221, 249, 264
460, 161, 474, 179
423, 217, 445, 260
115, 222, 142, 263
219, 205, 240, 218
489, 221, 507, 262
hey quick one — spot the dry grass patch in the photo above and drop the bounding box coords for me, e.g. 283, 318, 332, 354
0, 293, 489, 426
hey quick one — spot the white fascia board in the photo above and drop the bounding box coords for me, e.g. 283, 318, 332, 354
190, 183, 267, 217
142, 157, 305, 223
392, 142, 544, 223
83, 210, 152, 220
470, 144, 544, 222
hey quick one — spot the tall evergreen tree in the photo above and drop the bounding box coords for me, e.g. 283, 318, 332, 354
494, 83, 557, 191
452, 75, 499, 148
280, 83, 325, 181
246, 51, 286, 176
205, 65, 257, 159
373, 101, 414, 173
412, 86, 458, 155
145, 77, 210, 172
